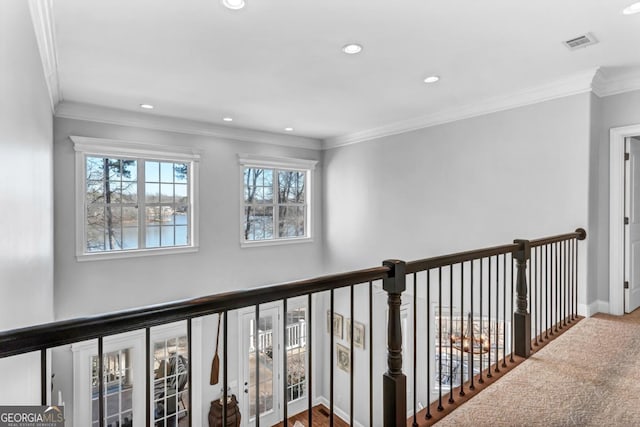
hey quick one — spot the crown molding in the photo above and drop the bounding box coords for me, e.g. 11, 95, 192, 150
592, 68, 640, 98
29, 0, 61, 112
323, 68, 600, 149
55, 101, 323, 150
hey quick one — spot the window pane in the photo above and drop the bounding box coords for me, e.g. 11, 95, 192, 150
278, 171, 305, 203
161, 226, 175, 246
122, 160, 137, 182
279, 206, 305, 238
121, 181, 137, 202
153, 334, 189, 427
87, 225, 105, 252
146, 183, 160, 203
106, 180, 121, 203
83, 154, 192, 254
86, 180, 104, 204
174, 163, 188, 184
146, 206, 161, 225
160, 183, 174, 203
175, 184, 188, 205
146, 161, 160, 182
87, 157, 105, 181
147, 226, 160, 248
175, 226, 188, 246
160, 162, 174, 183
243, 206, 273, 241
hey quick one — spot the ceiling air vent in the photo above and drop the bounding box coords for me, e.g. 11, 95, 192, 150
563, 33, 598, 50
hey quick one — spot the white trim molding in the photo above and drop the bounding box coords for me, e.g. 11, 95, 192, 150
610, 124, 640, 315
28, 0, 61, 111
57, 101, 322, 150
592, 68, 640, 98
71, 136, 201, 261
324, 68, 600, 149
238, 154, 317, 248
578, 300, 610, 317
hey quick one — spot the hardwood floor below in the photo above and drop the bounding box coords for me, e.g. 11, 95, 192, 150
270, 404, 349, 427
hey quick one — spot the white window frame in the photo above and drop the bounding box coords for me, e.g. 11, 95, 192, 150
71, 321, 202, 427
72, 136, 200, 261
238, 154, 317, 247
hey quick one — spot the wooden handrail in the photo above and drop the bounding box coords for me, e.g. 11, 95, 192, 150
0, 266, 390, 358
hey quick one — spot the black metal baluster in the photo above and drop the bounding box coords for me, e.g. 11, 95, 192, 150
255, 305, 260, 427
330, 289, 335, 426
146, 327, 150, 427
528, 248, 532, 351
538, 246, 542, 342
438, 266, 443, 411
223, 311, 228, 426
532, 247, 538, 347
449, 265, 455, 404
564, 240, 571, 323
553, 242, 560, 332
308, 294, 313, 427
502, 254, 507, 367
494, 256, 500, 373
426, 271, 432, 420
460, 263, 466, 396
369, 281, 373, 426
350, 285, 354, 427
571, 239, 575, 320
478, 259, 484, 384
187, 319, 192, 427
98, 337, 104, 427
545, 245, 550, 339
41, 349, 47, 405
487, 257, 492, 379
283, 299, 288, 427
413, 274, 418, 426
563, 240, 568, 326
469, 261, 475, 390
575, 238, 580, 320
510, 252, 514, 363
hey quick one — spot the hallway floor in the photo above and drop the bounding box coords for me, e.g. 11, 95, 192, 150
434, 310, 640, 426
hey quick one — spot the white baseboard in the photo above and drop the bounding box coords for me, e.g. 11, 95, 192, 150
315, 396, 365, 427
578, 300, 610, 317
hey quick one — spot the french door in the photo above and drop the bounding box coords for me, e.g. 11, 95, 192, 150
240, 302, 309, 426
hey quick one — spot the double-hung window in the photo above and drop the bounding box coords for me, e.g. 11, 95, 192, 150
73, 136, 200, 260
239, 155, 316, 246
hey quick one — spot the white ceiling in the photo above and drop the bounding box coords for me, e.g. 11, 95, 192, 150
46, 0, 640, 143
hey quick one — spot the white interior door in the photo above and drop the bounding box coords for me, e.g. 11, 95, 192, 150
241, 307, 280, 427
625, 137, 640, 313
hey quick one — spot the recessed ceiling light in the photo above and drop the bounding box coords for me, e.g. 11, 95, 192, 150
342, 44, 363, 55
623, 2, 640, 14
140, 104, 154, 109
222, 0, 245, 10
423, 76, 440, 84
223, 117, 233, 122
284, 127, 294, 132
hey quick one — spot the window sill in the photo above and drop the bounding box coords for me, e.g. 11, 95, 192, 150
240, 237, 313, 248
76, 246, 199, 262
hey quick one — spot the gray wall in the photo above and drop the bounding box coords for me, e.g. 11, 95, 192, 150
592, 89, 640, 304
323, 93, 591, 284
0, 0, 54, 403
53, 117, 325, 319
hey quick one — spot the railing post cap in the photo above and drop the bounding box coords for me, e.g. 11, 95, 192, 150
576, 228, 587, 241
382, 259, 406, 293
513, 239, 531, 261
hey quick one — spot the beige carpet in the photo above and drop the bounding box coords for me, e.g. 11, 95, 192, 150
436, 316, 640, 426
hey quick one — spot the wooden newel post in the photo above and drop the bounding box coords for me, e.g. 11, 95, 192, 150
382, 259, 407, 427
513, 239, 531, 358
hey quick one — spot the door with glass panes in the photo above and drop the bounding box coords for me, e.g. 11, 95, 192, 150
240, 303, 308, 425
